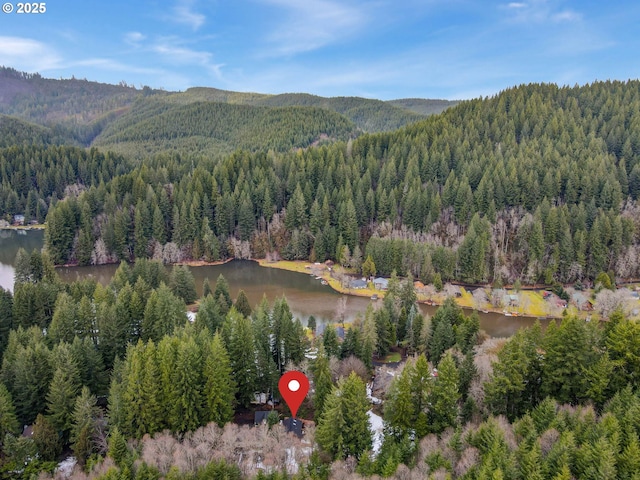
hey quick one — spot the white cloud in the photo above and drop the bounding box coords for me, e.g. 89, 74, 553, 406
152, 41, 224, 80
258, 0, 368, 56
0, 36, 61, 72
124, 32, 146, 46
502, 0, 581, 24
71, 58, 161, 75
552, 10, 581, 23
171, 0, 206, 30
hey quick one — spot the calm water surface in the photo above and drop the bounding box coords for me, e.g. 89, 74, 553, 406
0, 230, 548, 337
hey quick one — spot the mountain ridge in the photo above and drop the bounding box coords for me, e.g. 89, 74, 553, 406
0, 66, 457, 156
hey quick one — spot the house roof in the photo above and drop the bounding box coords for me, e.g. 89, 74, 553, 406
351, 279, 367, 288
283, 418, 303, 438
255, 411, 270, 424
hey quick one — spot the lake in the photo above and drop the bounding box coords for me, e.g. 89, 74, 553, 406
0, 230, 548, 337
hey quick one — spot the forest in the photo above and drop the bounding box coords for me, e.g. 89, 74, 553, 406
1, 76, 640, 479
21, 80, 640, 286
0, 250, 639, 479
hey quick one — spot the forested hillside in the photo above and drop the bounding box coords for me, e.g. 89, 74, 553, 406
0, 67, 148, 146
0, 115, 57, 148
0, 68, 442, 157
92, 97, 358, 158
148, 87, 433, 132
0, 145, 132, 224
387, 98, 459, 116
44, 81, 640, 286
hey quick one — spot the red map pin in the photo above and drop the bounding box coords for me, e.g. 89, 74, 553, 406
278, 370, 309, 419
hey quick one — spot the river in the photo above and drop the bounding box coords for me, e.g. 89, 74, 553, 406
0, 230, 548, 337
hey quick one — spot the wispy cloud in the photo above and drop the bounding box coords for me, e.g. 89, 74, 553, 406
124, 32, 146, 46
152, 40, 224, 80
502, 0, 581, 24
0, 36, 61, 72
71, 58, 162, 75
171, 0, 206, 30
258, 0, 368, 56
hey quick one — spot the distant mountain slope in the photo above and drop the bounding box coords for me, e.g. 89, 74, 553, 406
163, 88, 428, 132
0, 67, 454, 156
0, 114, 54, 147
387, 98, 459, 115
93, 97, 358, 158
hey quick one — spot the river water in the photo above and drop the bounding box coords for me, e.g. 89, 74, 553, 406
0, 230, 547, 337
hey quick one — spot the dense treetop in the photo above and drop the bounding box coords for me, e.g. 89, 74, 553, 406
36, 80, 640, 286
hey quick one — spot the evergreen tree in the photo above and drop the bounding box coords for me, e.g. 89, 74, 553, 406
234, 289, 252, 318
32, 413, 62, 461
169, 337, 204, 432
322, 325, 340, 358
428, 352, 460, 433
203, 333, 236, 427
225, 309, 257, 407
46, 349, 81, 436
312, 344, 333, 421
141, 283, 187, 342
48, 292, 77, 344
0, 287, 13, 357
213, 274, 233, 311
171, 265, 198, 304
195, 294, 224, 333
70, 386, 100, 466
316, 372, 372, 460
0, 383, 19, 440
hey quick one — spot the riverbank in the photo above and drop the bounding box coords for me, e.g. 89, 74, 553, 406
255, 259, 578, 320
0, 223, 45, 230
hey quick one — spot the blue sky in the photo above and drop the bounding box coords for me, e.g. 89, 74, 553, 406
1, 0, 639, 100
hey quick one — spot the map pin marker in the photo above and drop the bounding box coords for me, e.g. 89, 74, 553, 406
278, 370, 309, 419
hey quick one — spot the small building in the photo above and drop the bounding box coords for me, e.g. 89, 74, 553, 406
508, 294, 519, 306
283, 418, 303, 438
350, 279, 367, 289
254, 411, 270, 425
373, 277, 389, 290
13, 214, 25, 226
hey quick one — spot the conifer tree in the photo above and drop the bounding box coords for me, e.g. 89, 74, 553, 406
46, 349, 81, 436
171, 265, 197, 304
316, 372, 372, 460
203, 333, 236, 427
312, 344, 333, 421
234, 289, 252, 318
70, 386, 100, 466
225, 309, 257, 407
170, 337, 204, 432
0, 383, 19, 440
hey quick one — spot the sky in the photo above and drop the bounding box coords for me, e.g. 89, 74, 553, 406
1, 0, 639, 100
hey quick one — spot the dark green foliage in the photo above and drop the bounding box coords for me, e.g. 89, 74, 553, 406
234, 289, 252, 318
141, 283, 187, 342
32, 413, 61, 461
94, 98, 357, 158
0, 383, 19, 440
203, 333, 236, 427
38, 80, 640, 289
316, 372, 372, 460
170, 265, 197, 304
312, 345, 333, 421
0, 287, 13, 357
